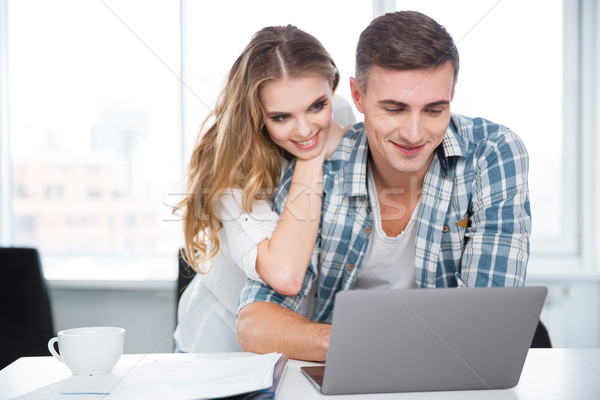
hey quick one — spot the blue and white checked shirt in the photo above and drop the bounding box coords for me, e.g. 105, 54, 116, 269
239, 114, 531, 323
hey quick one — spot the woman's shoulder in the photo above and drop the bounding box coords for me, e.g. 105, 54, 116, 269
218, 188, 274, 218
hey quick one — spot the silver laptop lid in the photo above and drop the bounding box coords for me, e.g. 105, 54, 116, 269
321, 286, 547, 395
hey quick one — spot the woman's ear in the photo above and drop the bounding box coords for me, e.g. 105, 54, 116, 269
349, 77, 365, 114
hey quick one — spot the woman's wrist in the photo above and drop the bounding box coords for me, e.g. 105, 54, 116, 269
289, 181, 324, 196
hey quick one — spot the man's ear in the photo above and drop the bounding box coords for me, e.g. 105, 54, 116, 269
349, 77, 365, 114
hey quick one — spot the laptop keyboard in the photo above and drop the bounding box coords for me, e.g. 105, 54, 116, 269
312, 374, 324, 386
301, 366, 326, 389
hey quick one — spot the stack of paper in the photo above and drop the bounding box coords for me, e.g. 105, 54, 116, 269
110, 352, 282, 399
16, 353, 283, 400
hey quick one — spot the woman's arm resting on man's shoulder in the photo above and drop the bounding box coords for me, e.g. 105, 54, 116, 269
237, 301, 330, 362
255, 158, 324, 296
255, 123, 347, 296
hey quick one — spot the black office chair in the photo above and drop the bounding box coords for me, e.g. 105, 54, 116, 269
177, 248, 196, 303
0, 247, 55, 369
531, 320, 552, 348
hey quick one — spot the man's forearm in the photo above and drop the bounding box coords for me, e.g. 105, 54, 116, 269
237, 301, 330, 362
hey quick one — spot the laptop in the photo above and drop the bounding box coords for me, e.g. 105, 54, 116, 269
301, 286, 547, 395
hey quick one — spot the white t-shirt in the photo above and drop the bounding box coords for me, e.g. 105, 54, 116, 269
354, 164, 418, 290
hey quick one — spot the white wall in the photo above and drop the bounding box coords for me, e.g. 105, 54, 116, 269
537, 281, 600, 347
527, 263, 600, 348
47, 272, 600, 352
48, 283, 177, 354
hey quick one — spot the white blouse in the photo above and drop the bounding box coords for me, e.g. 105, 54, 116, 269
174, 100, 356, 352
174, 188, 281, 352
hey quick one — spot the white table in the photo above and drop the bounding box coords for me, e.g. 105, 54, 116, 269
1, 349, 599, 399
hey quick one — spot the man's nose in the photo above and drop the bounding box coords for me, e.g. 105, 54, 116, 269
401, 112, 423, 143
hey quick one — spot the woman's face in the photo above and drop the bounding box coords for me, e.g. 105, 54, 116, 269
260, 74, 334, 160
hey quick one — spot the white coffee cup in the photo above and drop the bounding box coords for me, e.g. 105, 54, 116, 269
48, 326, 126, 375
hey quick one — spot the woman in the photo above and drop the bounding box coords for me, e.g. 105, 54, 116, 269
173, 25, 350, 352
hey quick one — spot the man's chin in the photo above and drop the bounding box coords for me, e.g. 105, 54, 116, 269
388, 158, 431, 177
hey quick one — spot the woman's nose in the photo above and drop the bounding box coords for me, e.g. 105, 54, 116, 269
295, 116, 312, 138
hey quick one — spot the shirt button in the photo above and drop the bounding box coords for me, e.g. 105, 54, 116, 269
364, 226, 371, 234
442, 225, 449, 233
348, 264, 355, 271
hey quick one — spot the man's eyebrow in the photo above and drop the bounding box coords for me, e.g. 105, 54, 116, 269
424, 100, 450, 107
378, 100, 409, 108
378, 99, 450, 108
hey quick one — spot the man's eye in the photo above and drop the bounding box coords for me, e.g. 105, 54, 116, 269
426, 109, 443, 116
385, 108, 403, 114
310, 100, 328, 112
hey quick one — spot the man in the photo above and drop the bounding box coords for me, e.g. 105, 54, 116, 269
237, 10, 531, 362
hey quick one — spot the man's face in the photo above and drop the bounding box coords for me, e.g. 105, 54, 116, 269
350, 62, 455, 182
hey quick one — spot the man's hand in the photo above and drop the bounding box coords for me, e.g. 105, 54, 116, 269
237, 301, 330, 362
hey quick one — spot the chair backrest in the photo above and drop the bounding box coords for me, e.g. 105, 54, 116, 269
177, 249, 196, 303
0, 247, 55, 369
531, 320, 552, 348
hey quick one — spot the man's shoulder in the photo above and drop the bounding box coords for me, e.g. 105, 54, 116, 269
449, 113, 527, 157
451, 114, 510, 140
327, 122, 368, 168
338, 122, 366, 153
346, 121, 366, 137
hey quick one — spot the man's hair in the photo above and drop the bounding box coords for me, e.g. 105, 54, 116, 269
355, 10, 459, 92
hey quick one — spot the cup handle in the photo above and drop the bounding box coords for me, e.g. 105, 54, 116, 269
47, 337, 63, 363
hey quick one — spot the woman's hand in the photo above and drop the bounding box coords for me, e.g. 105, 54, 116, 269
256, 123, 347, 295
316, 122, 348, 163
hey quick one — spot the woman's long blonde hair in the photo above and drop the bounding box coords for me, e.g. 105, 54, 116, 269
176, 25, 339, 273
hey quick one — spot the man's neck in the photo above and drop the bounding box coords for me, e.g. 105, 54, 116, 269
369, 153, 433, 237
369, 153, 433, 193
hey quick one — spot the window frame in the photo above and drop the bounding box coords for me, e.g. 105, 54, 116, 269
578, 0, 600, 266
0, 0, 11, 246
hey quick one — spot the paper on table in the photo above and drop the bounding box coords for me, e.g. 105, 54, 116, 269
14, 373, 122, 400
110, 352, 281, 400
15, 353, 282, 400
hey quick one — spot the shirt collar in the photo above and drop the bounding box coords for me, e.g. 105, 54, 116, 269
442, 114, 467, 158
325, 123, 369, 198
330, 117, 466, 193
437, 114, 468, 175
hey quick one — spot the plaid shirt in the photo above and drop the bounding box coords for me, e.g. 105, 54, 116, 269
239, 114, 531, 323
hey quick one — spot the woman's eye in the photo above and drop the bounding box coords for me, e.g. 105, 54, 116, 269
310, 100, 327, 112
271, 114, 289, 123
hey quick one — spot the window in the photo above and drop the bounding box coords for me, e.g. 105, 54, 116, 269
1, 0, 598, 280
388, 0, 573, 255
180, 0, 372, 160
4, 0, 182, 279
